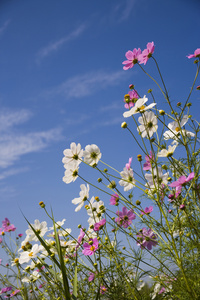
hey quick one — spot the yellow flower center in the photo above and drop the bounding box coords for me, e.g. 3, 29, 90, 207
175, 127, 180, 132
29, 252, 33, 257
90, 245, 95, 251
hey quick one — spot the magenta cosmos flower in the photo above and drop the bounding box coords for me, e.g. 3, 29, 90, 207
169, 172, 195, 197
82, 238, 99, 256
115, 207, 136, 228
94, 219, 106, 231
122, 48, 142, 70
141, 206, 153, 215
187, 48, 200, 59
124, 90, 139, 109
143, 151, 154, 171
110, 193, 119, 205
139, 42, 155, 65
100, 285, 107, 294
88, 272, 96, 282
137, 228, 158, 250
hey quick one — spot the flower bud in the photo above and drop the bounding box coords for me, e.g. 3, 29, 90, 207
129, 84, 134, 89
179, 204, 186, 210
39, 201, 45, 208
162, 164, 168, 170
148, 89, 152, 93
121, 122, 127, 128
186, 102, 192, 107
104, 168, 108, 173
95, 196, 100, 201
136, 200, 141, 205
159, 110, 165, 115
108, 180, 116, 189
78, 224, 81, 228
177, 102, 181, 107
137, 154, 142, 161
97, 178, 102, 183
197, 85, 200, 90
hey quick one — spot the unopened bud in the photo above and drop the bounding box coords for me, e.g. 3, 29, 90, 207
137, 154, 142, 161
39, 201, 45, 208
159, 110, 165, 115
97, 178, 102, 183
148, 89, 152, 93
129, 84, 134, 89
136, 200, 141, 205
121, 122, 127, 128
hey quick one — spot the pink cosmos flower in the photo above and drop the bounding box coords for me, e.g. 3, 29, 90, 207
0, 287, 12, 294
126, 157, 132, 170
100, 285, 107, 294
2, 218, 10, 228
18, 233, 23, 237
169, 172, 195, 197
187, 48, 200, 59
115, 207, 136, 228
5, 224, 16, 232
76, 228, 85, 249
141, 206, 153, 215
110, 193, 119, 205
143, 151, 154, 170
94, 219, 106, 231
137, 227, 158, 250
124, 90, 139, 109
139, 42, 155, 65
88, 272, 95, 282
2, 218, 16, 232
82, 238, 99, 256
6, 289, 21, 298
122, 48, 142, 70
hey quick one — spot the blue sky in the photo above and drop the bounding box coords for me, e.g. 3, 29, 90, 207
0, 0, 199, 237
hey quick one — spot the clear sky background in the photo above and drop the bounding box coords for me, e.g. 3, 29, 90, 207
0, 0, 200, 238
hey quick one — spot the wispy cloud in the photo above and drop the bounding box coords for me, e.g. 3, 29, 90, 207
0, 109, 62, 170
0, 167, 28, 181
43, 70, 128, 100
36, 23, 87, 62
112, 0, 136, 23
0, 19, 10, 35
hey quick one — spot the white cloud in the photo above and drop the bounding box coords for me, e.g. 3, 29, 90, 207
112, 0, 136, 23
0, 109, 31, 132
0, 109, 62, 169
0, 167, 28, 181
36, 23, 87, 62
0, 19, 10, 35
43, 70, 128, 100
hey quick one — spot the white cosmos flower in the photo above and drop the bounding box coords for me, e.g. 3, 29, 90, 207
62, 142, 83, 167
72, 184, 90, 212
123, 95, 156, 118
19, 244, 43, 264
86, 196, 105, 225
62, 162, 79, 184
49, 219, 66, 230
119, 167, 136, 191
163, 115, 195, 140
83, 144, 102, 166
137, 111, 158, 138
157, 144, 177, 157
25, 220, 48, 242
145, 167, 169, 189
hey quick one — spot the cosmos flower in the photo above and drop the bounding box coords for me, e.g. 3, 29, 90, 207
139, 42, 155, 65
123, 95, 156, 118
72, 184, 90, 212
115, 207, 136, 228
136, 228, 158, 250
137, 111, 158, 138
122, 48, 142, 70
83, 144, 102, 166
82, 238, 99, 256
187, 48, 200, 59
